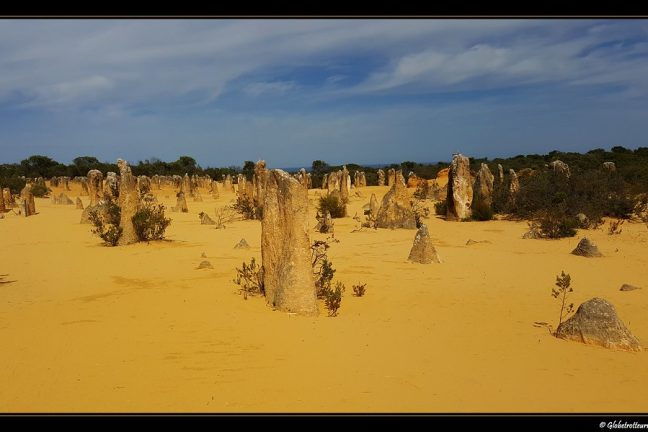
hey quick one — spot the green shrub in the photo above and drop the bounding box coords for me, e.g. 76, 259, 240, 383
606, 194, 635, 219
315, 259, 336, 299
511, 168, 634, 225
0, 177, 26, 195
89, 201, 122, 246
132, 204, 171, 241
232, 195, 260, 220
535, 209, 578, 239
352, 283, 366, 297
233, 257, 264, 299
311, 240, 337, 298
324, 281, 345, 317
29, 184, 50, 197
318, 194, 346, 218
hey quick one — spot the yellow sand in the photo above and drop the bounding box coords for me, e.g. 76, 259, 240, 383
0, 183, 647, 412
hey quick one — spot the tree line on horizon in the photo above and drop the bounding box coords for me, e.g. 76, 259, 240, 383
1, 146, 648, 194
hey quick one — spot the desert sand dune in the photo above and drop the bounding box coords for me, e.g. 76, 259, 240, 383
0, 182, 646, 412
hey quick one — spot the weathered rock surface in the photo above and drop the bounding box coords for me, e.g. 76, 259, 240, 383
508, 169, 520, 201
555, 298, 641, 352
387, 168, 395, 186
550, 160, 571, 178
466, 239, 492, 246
87, 170, 104, 207
377, 169, 385, 186
315, 210, 334, 233
472, 163, 495, 211
2, 188, 14, 208
196, 260, 213, 269
234, 238, 250, 249
172, 192, 188, 213
200, 212, 216, 225
52, 192, 74, 205
408, 224, 441, 264
182, 174, 194, 198
117, 159, 141, 245
339, 166, 350, 203
20, 184, 36, 217
327, 171, 340, 195
137, 176, 151, 195
571, 237, 603, 257
261, 169, 318, 316
254, 160, 267, 210
104, 172, 119, 200
446, 154, 473, 221
368, 193, 380, 218
375, 170, 416, 229
321, 173, 328, 190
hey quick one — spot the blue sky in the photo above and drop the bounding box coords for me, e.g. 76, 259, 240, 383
1, 19, 648, 168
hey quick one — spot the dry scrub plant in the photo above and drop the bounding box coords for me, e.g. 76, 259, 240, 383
608, 219, 624, 235
551, 271, 575, 333
233, 257, 264, 299
311, 240, 336, 299
89, 200, 122, 246
132, 203, 171, 241
214, 205, 238, 229
325, 281, 345, 317
352, 283, 367, 297
232, 195, 261, 220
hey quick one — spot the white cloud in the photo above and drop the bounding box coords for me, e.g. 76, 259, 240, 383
26, 75, 114, 107
243, 80, 298, 97
326, 75, 347, 84
0, 19, 647, 113
347, 21, 648, 96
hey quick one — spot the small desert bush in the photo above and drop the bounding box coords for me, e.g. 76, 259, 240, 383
316, 259, 336, 299
551, 271, 574, 332
608, 219, 624, 235
434, 200, 447, 216
318, 194, 346, 218
29, 184, 50, 197
132, 203, 171, 241
324, 281, 345, 317
89, 201, 122, 246
311, 240, 336, 298
361, 211, 377, 229
233, 257, 264, 299
534, 209, 578, 239
232, 195, 260, 220
214, 205, 238, 228
352, 283, 367, 297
